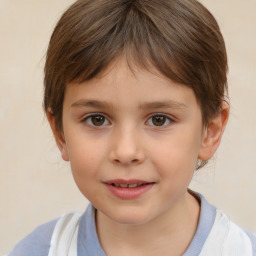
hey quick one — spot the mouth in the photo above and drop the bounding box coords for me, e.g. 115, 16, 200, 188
103, 179, 155, 199
104, 179, 154, 187
109, 182, 150, 188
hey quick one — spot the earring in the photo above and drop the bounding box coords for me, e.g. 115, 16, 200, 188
195, 159, 208, 170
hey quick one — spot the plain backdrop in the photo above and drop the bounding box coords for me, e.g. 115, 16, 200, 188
0, 0, 256, 254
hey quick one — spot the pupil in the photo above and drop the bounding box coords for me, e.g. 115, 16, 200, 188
153, 116, 165, 126
92, 115, 105, 126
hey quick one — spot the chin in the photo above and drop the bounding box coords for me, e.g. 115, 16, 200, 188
107, 208, 154, 226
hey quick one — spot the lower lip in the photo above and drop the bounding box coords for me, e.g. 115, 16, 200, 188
104, 183, 154, 199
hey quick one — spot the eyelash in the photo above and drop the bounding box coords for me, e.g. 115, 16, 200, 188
82, 113, 110, 127
146, 114, 173, 127
82, 113, 174, 127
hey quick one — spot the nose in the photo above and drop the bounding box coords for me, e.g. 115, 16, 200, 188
109, 126, 145, 166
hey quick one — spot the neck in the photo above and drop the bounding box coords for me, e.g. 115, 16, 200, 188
96, 191, 200, 256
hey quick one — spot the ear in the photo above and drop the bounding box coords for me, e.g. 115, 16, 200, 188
198, 101, 229, 160
46, 108, 69, 161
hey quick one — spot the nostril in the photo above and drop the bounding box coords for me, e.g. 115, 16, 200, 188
113, 158, 139, 165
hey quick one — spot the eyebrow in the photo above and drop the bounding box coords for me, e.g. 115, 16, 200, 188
71, 100, 112, 109
139, 101, 188, 110
71, 99, 187, 110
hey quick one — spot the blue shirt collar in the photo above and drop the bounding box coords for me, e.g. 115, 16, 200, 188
77, 192, 217, 256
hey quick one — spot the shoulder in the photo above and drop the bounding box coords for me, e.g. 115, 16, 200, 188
8, 218, 58, 256
201, 209, 256, 256
190, 192, 256, 256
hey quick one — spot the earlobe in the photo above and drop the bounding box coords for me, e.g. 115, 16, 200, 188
198, 102, 229, 161
46, 108, 69, 162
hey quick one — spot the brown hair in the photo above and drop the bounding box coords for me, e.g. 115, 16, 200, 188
44, 0, 228, 134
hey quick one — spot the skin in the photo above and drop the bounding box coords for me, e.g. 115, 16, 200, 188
47, 58, 229, 256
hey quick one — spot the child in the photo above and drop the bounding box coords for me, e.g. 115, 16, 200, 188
8, 0, 256, 255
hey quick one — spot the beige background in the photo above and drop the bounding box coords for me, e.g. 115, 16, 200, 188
0, 0, 256, 254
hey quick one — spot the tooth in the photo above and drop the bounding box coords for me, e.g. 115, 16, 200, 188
128, 184, 138, 188
119, 184, 128, 188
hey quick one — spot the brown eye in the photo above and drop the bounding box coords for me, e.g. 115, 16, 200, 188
147, 115, 172, 127
85, 114, 109, 126
92, 115, 105, 126
152, 116, 166, 126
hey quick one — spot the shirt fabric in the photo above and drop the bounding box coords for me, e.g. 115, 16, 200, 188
8, 193, 256, 256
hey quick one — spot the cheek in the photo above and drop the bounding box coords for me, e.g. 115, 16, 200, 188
66, 140, 106, 201
66, 136, 106, 179
150, 131, 201, 177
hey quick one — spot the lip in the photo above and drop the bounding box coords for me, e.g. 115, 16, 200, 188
103, 179, 155, 200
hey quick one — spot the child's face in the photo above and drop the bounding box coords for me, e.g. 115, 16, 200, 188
52, 59, 217, 225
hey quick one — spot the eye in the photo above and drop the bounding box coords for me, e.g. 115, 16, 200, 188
84, 114, 110, 127
146, 114, 172, 127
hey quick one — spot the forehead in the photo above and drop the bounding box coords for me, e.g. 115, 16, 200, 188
63, 58, 200, 115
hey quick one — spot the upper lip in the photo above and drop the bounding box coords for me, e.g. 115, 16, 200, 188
103, 179, 153, 185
